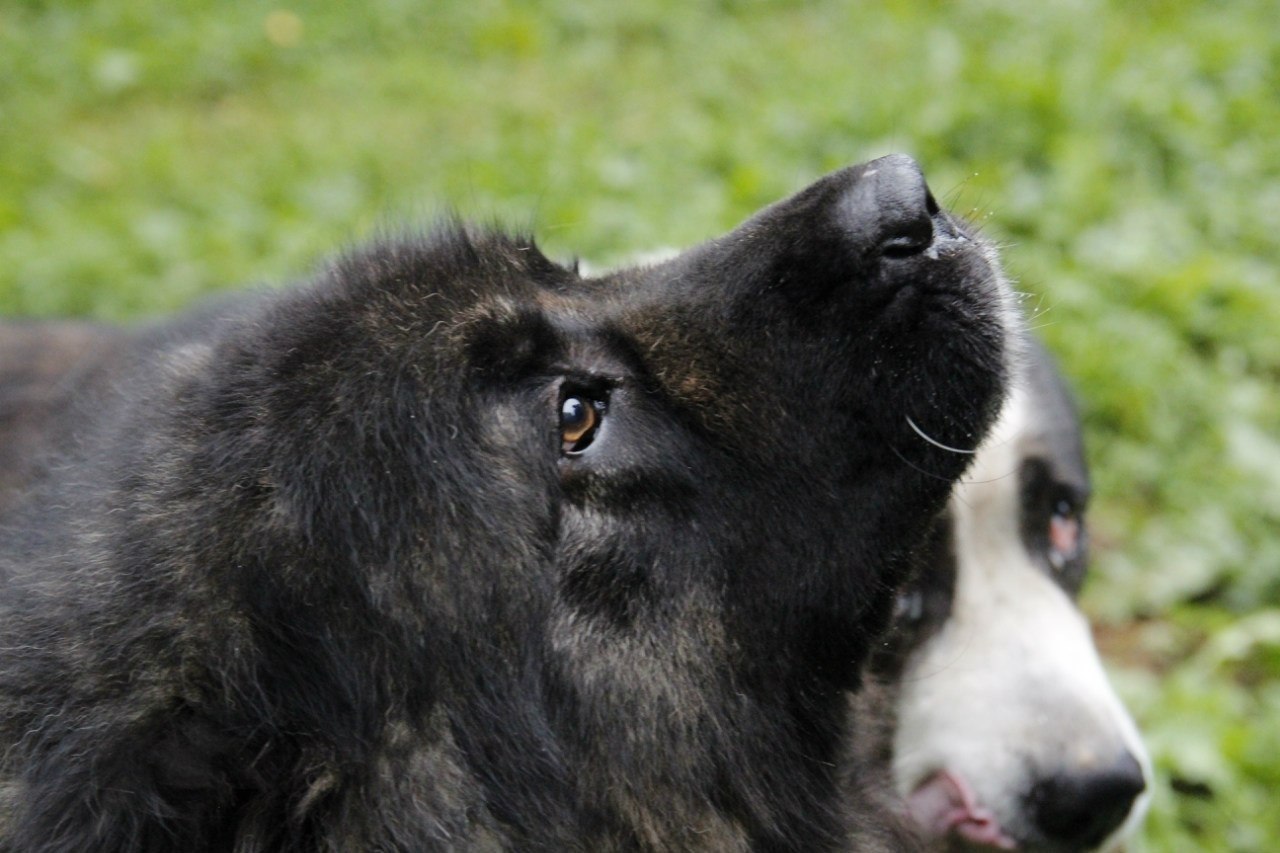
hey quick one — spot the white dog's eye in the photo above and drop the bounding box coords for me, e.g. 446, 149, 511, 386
1047, 499, 1082, 570
560, 394, 606, 455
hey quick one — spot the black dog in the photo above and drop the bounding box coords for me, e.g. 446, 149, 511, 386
0, 156, 1013, 851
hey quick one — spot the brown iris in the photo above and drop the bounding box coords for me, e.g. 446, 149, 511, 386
560, 395, 603, 454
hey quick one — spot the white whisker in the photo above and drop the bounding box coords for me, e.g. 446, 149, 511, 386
906, 415, 978, 455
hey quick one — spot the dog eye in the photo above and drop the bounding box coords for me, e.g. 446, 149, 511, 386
561, 394, 605, 455
1047, 499, 1082, 571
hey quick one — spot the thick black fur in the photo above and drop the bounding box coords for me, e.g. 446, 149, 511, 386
0, 157, 1009, 851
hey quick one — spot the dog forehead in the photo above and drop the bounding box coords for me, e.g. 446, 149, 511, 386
544, 275, 770, 439
958, 353, 1087, 505
1017, 340, 1089, 491
610, 310, 784, 447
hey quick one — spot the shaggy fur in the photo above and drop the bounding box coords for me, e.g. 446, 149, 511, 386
0, 156, 1011, 851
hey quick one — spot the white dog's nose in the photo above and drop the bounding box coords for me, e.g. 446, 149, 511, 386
1028, 750, 1147, 849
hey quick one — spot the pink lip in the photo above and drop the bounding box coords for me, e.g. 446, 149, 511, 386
906, 769, 1019, 850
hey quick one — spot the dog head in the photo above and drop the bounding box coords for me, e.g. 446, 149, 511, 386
0, 155, 1018, 849
886, 340, 1150, 851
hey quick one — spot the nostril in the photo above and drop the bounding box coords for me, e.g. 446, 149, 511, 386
1028, 752, 1147, 849
880, 222, 934, 258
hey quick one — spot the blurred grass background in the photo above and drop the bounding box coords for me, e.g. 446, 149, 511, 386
1, 0, 1276, 847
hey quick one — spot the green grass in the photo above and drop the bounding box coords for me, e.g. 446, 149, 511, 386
2, 0, 1277, 847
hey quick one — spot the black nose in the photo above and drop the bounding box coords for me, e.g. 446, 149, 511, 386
837, 154, 943, 258
1028, 751, 1147, 849
663, 153, 963, 312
